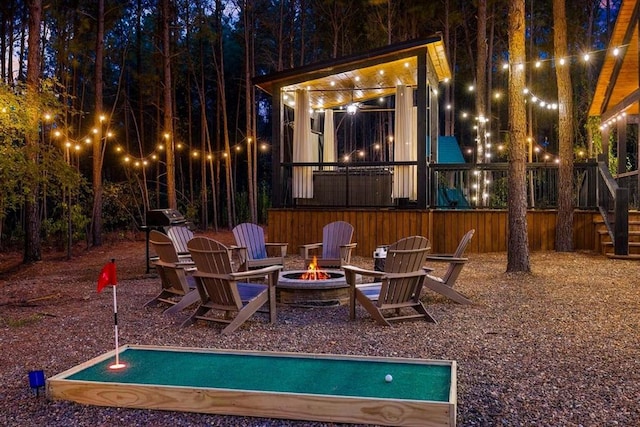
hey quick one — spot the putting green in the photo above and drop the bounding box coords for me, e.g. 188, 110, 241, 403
48, 345, 457, 427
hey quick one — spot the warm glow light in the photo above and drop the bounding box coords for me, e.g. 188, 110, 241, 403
106, 131, 113, 138
99, 115, 106, 122
44, 113, 52, 121
124, 156, 130, 162
65, 141, 71, 148
192, 151, 199, 157
164, 132, 170, 139
235, 145, 241, 151
74, 144, 81, 151
300, 256, 330, 280
157, 144, 164, 150
260, 143, 268, 151
468, 85, 475, 92
559, 57, 566, 65
535, 60, 541, 68
502, 63, 509, 70
583, 53, 590, 61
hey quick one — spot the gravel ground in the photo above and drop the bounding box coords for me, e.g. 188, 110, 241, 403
1, 232, 639, 426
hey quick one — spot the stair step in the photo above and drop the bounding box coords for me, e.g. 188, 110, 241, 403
606, 253, 640, 260
602, 242, 640, 249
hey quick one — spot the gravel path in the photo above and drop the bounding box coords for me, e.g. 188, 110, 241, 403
1, 235, 638, 426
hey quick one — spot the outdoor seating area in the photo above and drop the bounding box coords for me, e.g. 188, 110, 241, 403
3, 232, 639, 426
147, 223, 475, 331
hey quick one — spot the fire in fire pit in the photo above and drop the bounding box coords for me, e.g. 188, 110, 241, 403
299, 256, 329, 280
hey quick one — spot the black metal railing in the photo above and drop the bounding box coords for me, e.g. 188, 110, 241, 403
597, 155, 629, 255
280, 160, 600, 210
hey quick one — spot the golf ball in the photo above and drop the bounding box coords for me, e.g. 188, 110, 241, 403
385, 374, 393, 382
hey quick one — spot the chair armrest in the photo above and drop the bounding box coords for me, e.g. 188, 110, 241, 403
265, 242, 288, 257
154, 260, 195, 270
342, 265, 385, 279
192, 271, 234, 281
300, 242, 322, 258
230, 264, 283, 280
426, 255, 468, 264
338, 243, 357, 264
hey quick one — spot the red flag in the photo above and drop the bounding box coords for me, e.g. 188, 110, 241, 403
97, 261, 117, 293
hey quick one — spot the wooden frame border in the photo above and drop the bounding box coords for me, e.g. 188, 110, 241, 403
48, 344, 456, 427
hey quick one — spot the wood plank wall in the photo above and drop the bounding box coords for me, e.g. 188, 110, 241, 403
267, 209, 598, 257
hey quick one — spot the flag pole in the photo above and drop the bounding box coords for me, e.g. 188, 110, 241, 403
108, 259, 125, 370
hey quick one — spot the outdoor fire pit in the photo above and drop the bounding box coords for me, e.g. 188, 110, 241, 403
277, 258, 360, 306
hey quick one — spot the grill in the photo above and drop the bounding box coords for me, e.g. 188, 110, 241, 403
146, 209, 187, 227
143, 209, 189, 273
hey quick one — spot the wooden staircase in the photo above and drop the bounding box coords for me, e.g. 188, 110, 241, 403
595, 211, 640, 259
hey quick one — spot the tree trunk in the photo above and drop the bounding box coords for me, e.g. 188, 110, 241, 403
23, 0, 42, 263
507, 0, 530, 272
243, 0, 256, 223
475, 0, 487, 165
554, 0, 574, 252
163, 0, 176, 209
214, 0, 234, 228
91, 0, 104, 247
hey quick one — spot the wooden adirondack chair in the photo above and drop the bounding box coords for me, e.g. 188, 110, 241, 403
342, 236, 436, 326
166, 226, 194, 258
232, 223, 287, 271
300, 221, 357, 268
423, 229, 475, 304
146, 230, 199, 315
182, 236, 282, 334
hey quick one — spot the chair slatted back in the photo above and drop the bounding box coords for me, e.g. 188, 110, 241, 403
233, 223, 267, 260
149, 230, 190, 294
442, 229, 475, 283
321, 221, 354, 259
150, 230, 180, 263
166, 226, 194, 254
187, 237, 241, 311
379, 236, 431, 307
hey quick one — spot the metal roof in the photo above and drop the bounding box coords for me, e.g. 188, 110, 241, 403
254, 36, 451, 110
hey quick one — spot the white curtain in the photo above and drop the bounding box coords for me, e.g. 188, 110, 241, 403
292, 89, 314, 198
323, 109, 336, 170
393, 85, 417, 200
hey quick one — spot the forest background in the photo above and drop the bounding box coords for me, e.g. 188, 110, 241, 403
0, 0, 622, 263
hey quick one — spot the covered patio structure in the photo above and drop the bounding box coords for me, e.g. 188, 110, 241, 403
254, 36, 451, 210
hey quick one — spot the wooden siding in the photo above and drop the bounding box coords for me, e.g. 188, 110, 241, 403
267, 209, 599, 257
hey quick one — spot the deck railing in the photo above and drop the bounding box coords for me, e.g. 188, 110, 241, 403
597, 155, 629, 255
280, 160, 600, 210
